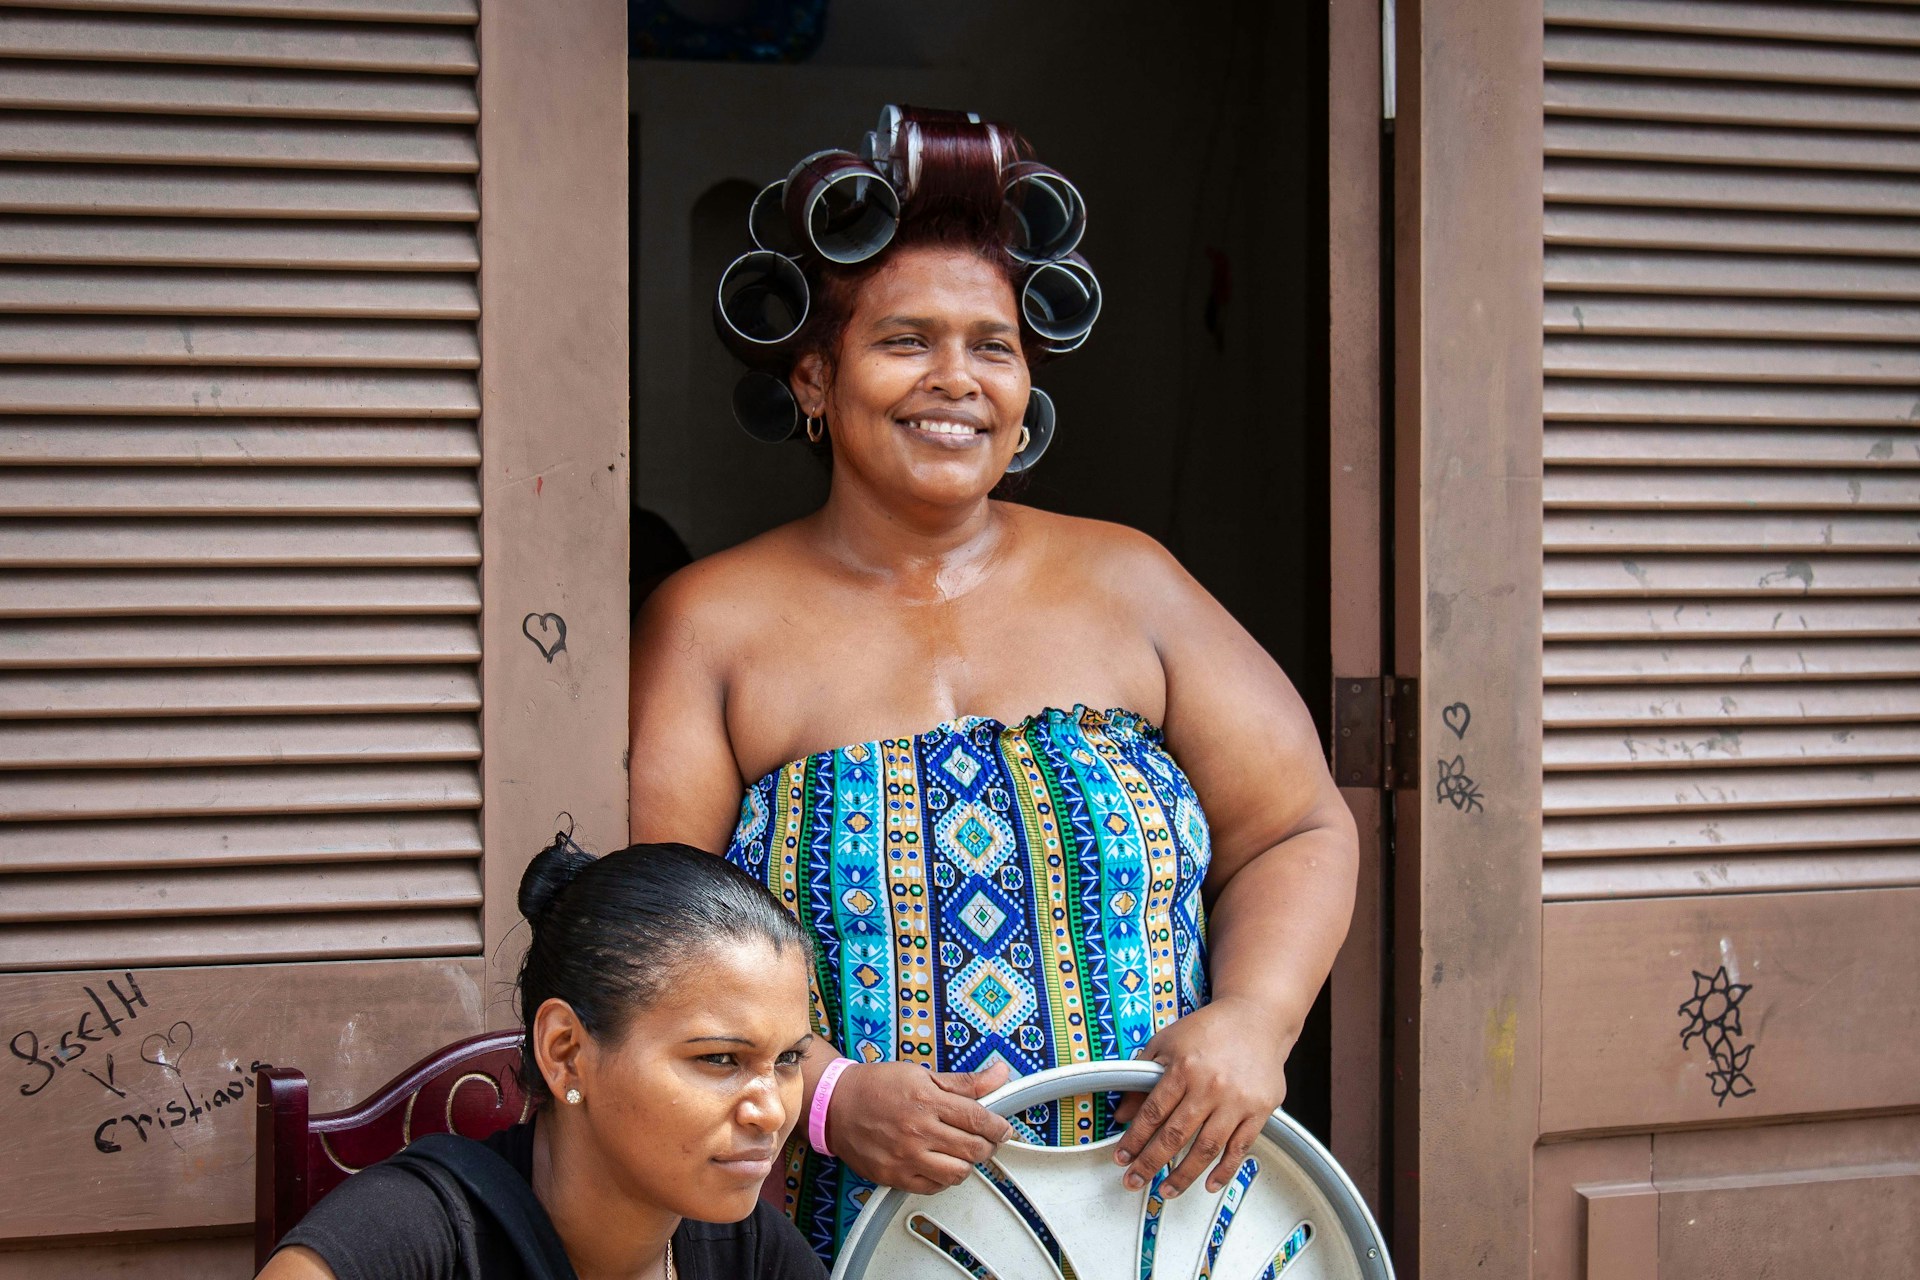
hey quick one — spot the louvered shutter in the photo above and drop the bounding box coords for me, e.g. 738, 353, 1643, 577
0, 1, 485, 969
0, 2, 626, 1256
1533, 0, 1920, 1240
1542, 0, 1920, 899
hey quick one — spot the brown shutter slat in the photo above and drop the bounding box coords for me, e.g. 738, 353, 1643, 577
0, 810, 482, 872
1546, 160, 1920, 214
1545, 598, 1920, 639
1545, 639, 1920, 682
1545, 763, 1920, 814
1545, 723, 1920, 770
0, 267, 479, 316
1546, 424, 1920, 467
1546, 0, 1920, 46
1546, 29, 1920, 88
1546, 73, 1920, 132
1544, 805, 1920, 857
1, 417, 479, 463
1546, 118, 1920, 171
1545, 555, 1920, 597
0, 216, 478, 268
1544, 337, 1920, 382
0, 0, 484, 977
1544, 294, 1920, 340
1545, 380, 1919, 423
0, 517, 479, 565
1546, 511, 1920, 552
0, 666, 479, 716
0, 467, 480, 514
0, 861, 483, 921
0, 617, 481, 666
0, 568, 480, 615
1545, 680, 1920, 725
0, 713, 479, 768
1545, 249, 1920, 298
1543, 850, 1920, 900
1544, 467, 1920, 508
0, 761, 481, 820
0, 11, 478, 73
0, 317, 478, 365
0, 59, 478, 120
0, 366, 478, 413
0, 910, 481, 971
13, 0, 477, 21
1545, 207, 1920, 257
0, 164, 477, 218
0, 112, 476, 170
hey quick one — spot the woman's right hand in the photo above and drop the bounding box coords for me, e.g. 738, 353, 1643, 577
827, 1060, 1015, 1193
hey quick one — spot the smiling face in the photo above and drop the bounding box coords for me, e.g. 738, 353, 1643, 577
541, 936, 812, 1224
793, 243, 1032, 511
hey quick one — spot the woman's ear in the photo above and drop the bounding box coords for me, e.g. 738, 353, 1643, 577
531, 997, 589, 1100
790, 352, 829, 419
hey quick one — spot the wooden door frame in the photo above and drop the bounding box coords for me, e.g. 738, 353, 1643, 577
1326, 0, 1390, 1221
1388, 1, 1546, 1278
477, 0, 633, 1004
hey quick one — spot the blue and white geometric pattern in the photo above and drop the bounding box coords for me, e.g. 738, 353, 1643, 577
724, 706, 1213, 1266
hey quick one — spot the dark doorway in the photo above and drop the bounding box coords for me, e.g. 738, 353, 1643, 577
630, 0, 1333, 1138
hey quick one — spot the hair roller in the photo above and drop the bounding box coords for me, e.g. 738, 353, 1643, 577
748, 180, 802, 257
714, 250, 810, 359
732, 370, 801, 442
1006, 387, 1055, 474
895, 116, 1014, 212
784, 149, 900, 264
1002, 161, 1086, 264
1021, 254, 1102, 345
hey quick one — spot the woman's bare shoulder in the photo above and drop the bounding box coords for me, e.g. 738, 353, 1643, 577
633, 520, 817, 656
1001, 503, 1189, 589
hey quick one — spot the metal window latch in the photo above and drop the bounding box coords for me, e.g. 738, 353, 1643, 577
1332, 675, 1419, 790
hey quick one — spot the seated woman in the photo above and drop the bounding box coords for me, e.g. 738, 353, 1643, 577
630, 105, 1358, 1264
257, 840, 826, 1280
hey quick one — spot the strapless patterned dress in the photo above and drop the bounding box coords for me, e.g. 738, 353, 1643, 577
724, 705, 1213, 1261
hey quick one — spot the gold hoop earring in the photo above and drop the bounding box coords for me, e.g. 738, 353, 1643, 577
1016, 425, 1032, 454
805, 416, 824, 444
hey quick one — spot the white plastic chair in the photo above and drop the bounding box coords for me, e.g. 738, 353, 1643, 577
831, 1061, 1393, 1280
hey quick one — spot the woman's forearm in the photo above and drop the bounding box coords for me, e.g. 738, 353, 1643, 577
1203, 822, 1357, 1037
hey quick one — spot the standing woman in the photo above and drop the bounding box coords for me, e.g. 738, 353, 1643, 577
630, 106, 1357, 1264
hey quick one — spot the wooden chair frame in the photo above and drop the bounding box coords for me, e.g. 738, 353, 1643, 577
254, 1029, 532, 1269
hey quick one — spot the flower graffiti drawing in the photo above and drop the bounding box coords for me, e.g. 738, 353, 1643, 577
1676, 965, 1755, 1107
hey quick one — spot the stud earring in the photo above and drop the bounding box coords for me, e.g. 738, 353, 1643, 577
805, 416, 824, 444
564, 1088, 582, 1105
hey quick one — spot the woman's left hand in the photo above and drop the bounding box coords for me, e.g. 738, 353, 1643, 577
1111, 995, 1296, 1198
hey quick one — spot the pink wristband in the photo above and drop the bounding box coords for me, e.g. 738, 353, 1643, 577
808, 1057, 856, 1157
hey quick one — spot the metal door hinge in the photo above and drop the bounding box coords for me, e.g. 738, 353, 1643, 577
1332, 675, 1419, 790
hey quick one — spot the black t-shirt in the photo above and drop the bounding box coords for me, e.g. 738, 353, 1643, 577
277, 1123, 825, 1280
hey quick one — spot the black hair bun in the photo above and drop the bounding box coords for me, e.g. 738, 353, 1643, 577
517, 834, 596, 923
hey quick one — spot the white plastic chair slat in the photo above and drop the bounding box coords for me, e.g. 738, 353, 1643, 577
989, 1140, 1145, 1279
1210, 1159, 1357, 1280
906, 1166, 1065, 1280
1148, 1172, 1230, 1280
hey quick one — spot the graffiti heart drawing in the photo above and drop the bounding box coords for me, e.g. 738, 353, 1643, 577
522, 612, 568, 662
140, 1021, 194, 1077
